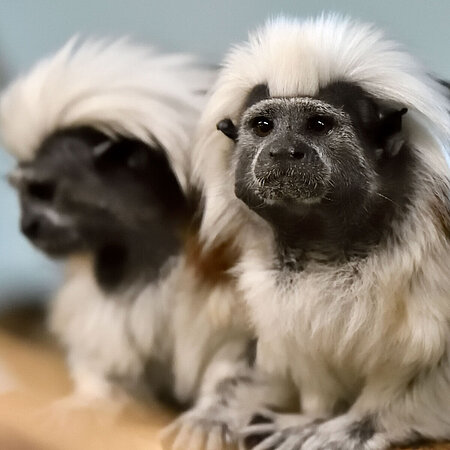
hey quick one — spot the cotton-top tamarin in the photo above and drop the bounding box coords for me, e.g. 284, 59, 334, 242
193, 15, 450, 449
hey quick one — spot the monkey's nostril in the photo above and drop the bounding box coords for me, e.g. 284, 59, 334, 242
289, 149, 305, 159
21, 218, 40, 238
269, 148, 284, 158
268, 148, 309, 160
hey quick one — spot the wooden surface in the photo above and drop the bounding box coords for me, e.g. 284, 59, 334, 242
0, 305, 448, 450
0, 305, 175, 450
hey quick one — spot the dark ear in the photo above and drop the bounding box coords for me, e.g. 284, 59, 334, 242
437, 78, 450, 95
244, 83, 270, 109
375, 108, 408, 158
217, 119, 238, 141
216, 84, 269, 143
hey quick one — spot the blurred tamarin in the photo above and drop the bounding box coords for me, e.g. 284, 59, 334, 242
1, 39, 258, 450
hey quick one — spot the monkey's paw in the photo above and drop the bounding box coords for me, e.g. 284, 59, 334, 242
239, 410, 318, 450
300, 415, 388, 450
160, 408, 239, 450
240, 412, 388, 450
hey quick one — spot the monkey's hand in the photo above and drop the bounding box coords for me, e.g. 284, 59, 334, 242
159, 366, 265, 450
239, 407, 437, 450
239, 410, 320, 450
239, 413, 390, 450
160, 402, 244, 450
297, 414, 389, 450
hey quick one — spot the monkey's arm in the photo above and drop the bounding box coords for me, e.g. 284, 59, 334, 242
241, 346, 450, 450
160, 336, 294, 450
48, 260, 155, 408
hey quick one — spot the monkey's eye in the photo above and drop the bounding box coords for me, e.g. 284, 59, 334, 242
126, 151, 150, 170
94, 144, 130, 170
306, 115, 334, 134
250, 116, 274, 137
27, 181, 56, 202
94, 141, 150, 173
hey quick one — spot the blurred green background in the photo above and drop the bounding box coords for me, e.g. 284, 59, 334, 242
0, 0, 449, 307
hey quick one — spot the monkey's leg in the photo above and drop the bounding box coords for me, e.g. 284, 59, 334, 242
239, 354, 343, 450
301, 360, 450, 450
242, 355, 450, 450
160, 338, 292, 450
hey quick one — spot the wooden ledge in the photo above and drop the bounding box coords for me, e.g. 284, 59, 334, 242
0, 305, 448, 450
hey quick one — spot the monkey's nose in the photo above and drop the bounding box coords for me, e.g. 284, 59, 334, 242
268, 145, 315, 162
7, 169, 23, 188
21, 216, 41, 239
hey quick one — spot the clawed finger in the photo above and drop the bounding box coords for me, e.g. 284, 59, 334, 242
159, 420, 182, 449
252, 432, 285, 450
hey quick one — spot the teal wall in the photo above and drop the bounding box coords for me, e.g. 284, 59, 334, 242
0, 0, 449, 77
0, 0, 449, 305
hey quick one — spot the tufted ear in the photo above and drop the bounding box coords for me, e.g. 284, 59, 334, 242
375, 107, 408, 158
216, 118, 238, 141
216, 84, 270, 143
243, 83, 270, 109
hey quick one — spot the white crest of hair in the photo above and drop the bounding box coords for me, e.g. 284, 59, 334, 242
0, 37, 214, 190
193, 13, 450, 248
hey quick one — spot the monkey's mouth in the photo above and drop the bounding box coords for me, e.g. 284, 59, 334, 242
251, 166, 329, 204
29, 227, 85, 257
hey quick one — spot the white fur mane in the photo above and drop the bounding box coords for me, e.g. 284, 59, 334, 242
0, 38, 214, 190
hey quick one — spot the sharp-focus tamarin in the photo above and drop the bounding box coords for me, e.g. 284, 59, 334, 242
193, 15, 450, 449
1, 39, 257, 450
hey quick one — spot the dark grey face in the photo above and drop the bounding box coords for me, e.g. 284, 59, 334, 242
219, 82, 414, 260
10, 127, 188, 290
236, 97, 372, 204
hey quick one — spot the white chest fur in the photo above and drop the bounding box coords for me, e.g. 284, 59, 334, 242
237, 237, 449, 415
